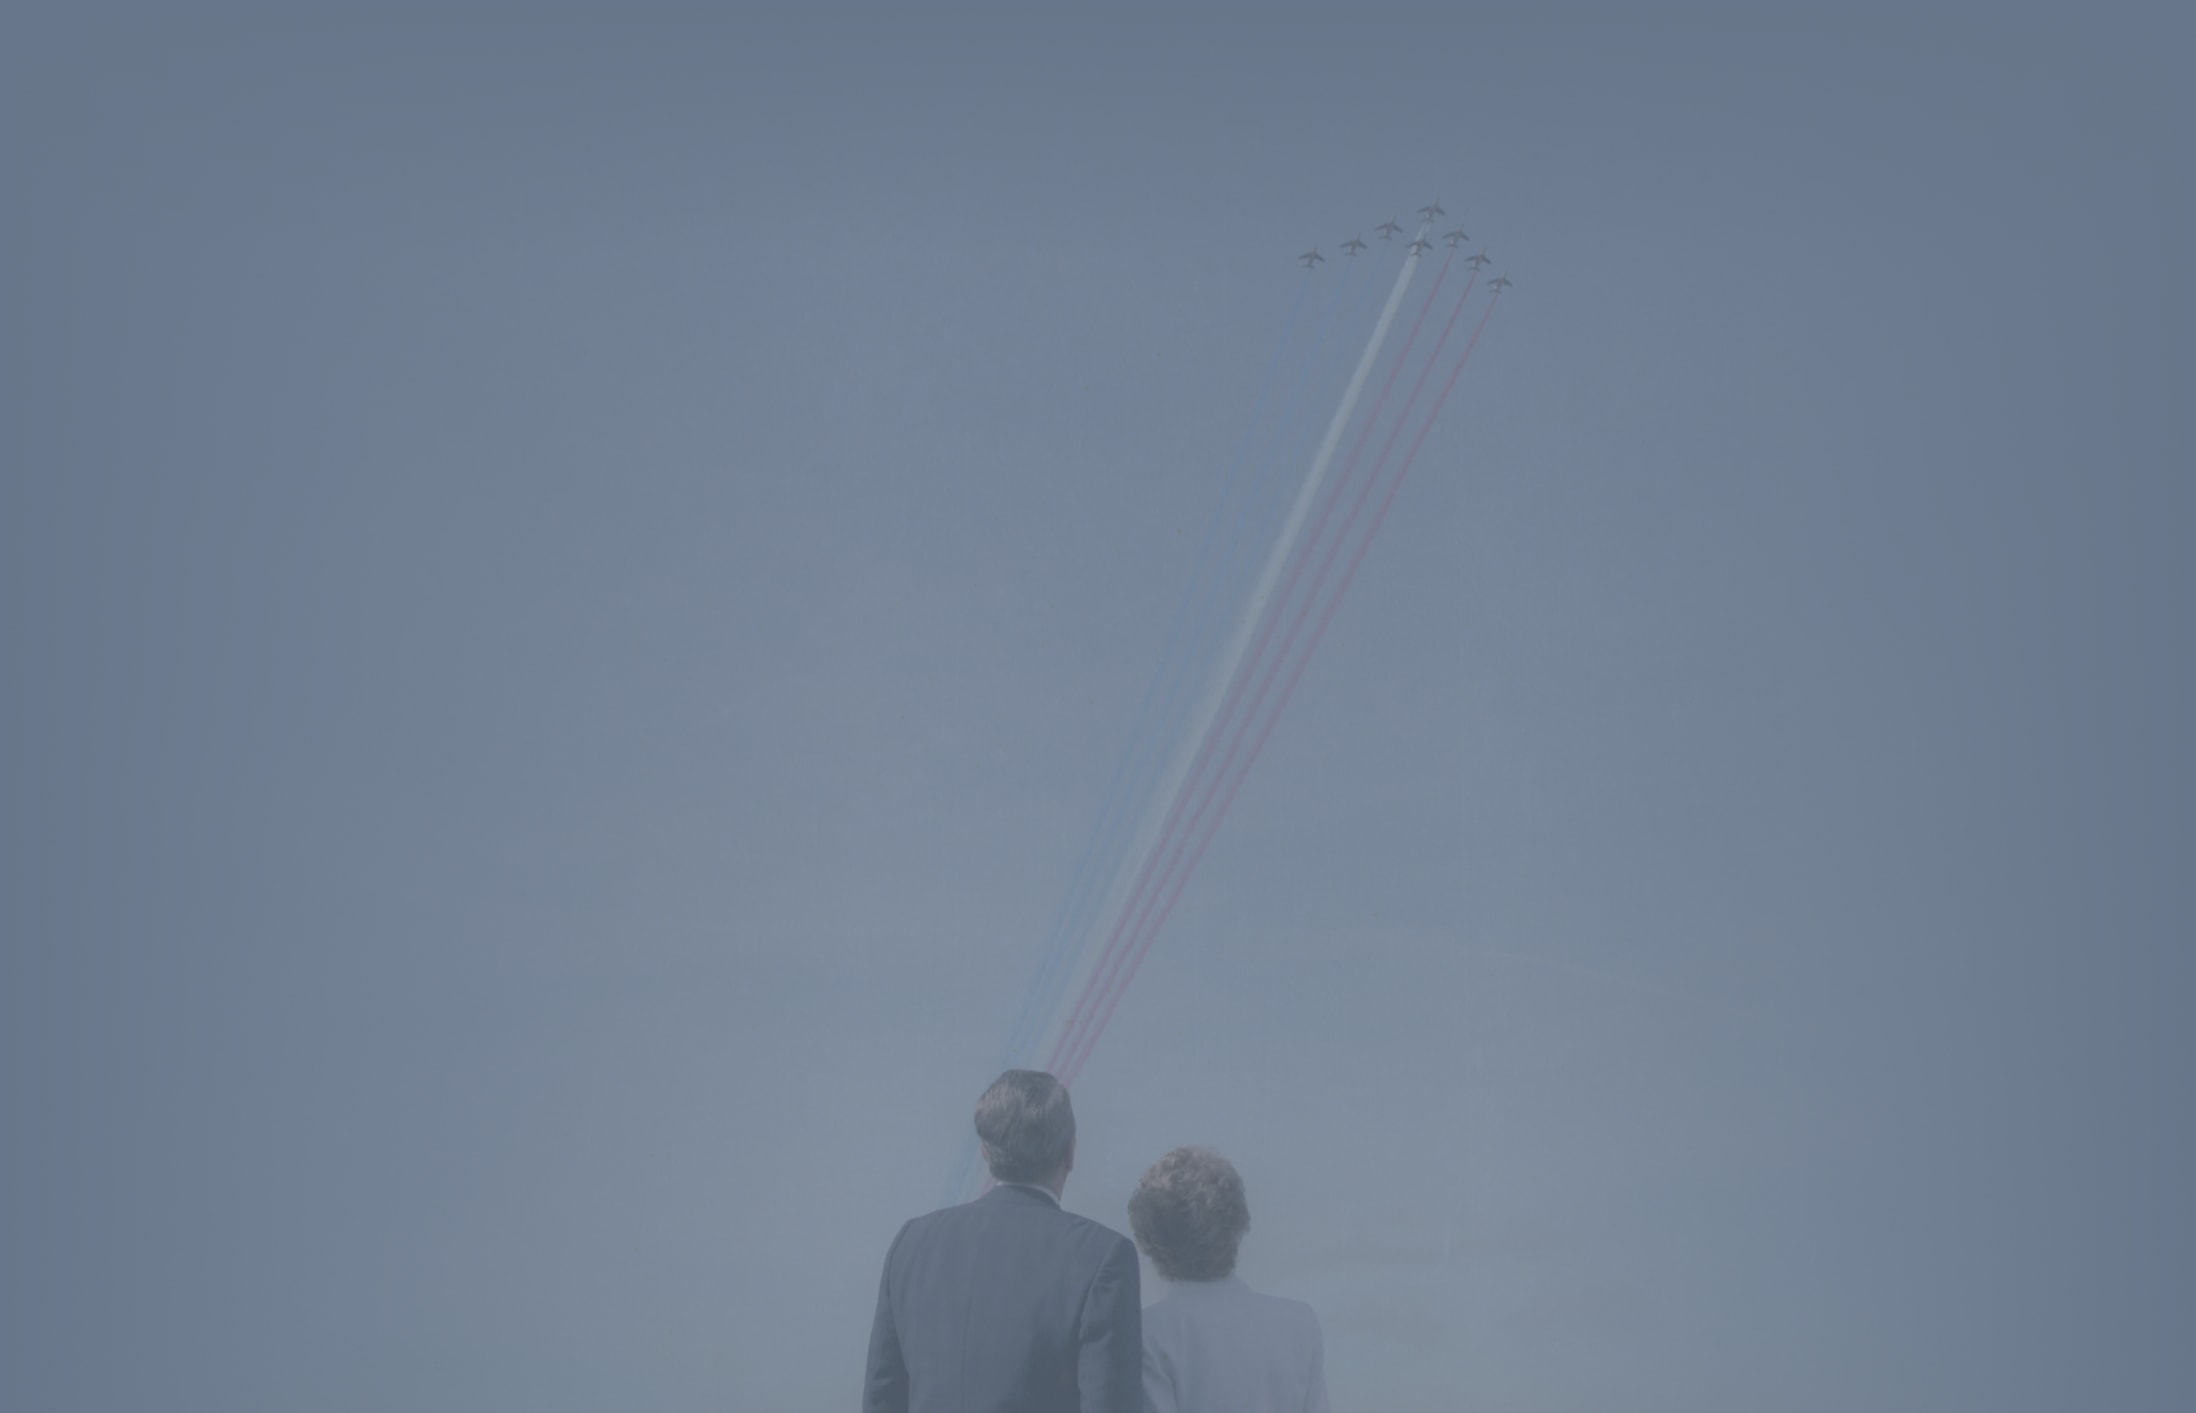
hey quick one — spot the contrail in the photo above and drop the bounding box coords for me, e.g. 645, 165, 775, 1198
1044, 235, 1430, 1079
1103, 264, 1481, 1009
1047, 230, 1432, 1079
1010, 262, 1370, 1072
1050, 251, 1457, 1084
991, 279, 1310, 1069
940, 274, 1322, 1207
1058, 285, 1502, 1087
999, 254, 1366, 1076
943, 263, 1367, 1206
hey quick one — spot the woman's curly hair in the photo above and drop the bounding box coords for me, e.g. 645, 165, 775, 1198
1127, 1147, 1251, 1282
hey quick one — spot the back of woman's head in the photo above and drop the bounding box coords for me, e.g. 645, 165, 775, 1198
1128, 1146, 1250, 1281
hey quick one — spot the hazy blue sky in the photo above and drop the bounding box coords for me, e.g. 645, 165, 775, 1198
3, 4, 2189, 1410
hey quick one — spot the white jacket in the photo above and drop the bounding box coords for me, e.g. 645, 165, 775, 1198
1140, 1273, 1330, 1413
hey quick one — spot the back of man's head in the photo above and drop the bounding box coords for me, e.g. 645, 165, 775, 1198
974, 1070, 1076, 1184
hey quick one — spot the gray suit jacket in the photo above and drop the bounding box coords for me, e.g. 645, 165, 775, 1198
864, 1183, 1142, 1413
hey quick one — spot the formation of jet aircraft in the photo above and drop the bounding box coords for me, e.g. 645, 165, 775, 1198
1292, 207, 1513, 293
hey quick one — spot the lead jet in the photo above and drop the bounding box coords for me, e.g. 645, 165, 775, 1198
1341, 235, 1368, 256
1488, 275, 1513, 292
1419, 200, 1446, 221
1299, 247, 1325, 268
1466, 250, 1492, 270
1406, 235, 1434, 255
1376, 216, 1404, 240
1443, 226, 1470, 248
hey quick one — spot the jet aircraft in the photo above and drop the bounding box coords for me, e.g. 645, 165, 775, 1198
1443, 227, 1470, 248
1341, 235, 1368, 256
1406, 236, 1434, 255
1488, 275, 1513, 292
1376, 217, 1403, 240
1465, 251, 1492, 270
1418, 201, 1446, 221
1299, 248, 1325, 268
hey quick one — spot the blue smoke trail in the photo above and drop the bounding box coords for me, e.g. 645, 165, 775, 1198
940, 260, 1363, 1207
992, 285, 1313, 1065
1041, 258, 1370, 1030
1076, 252, 1372, 982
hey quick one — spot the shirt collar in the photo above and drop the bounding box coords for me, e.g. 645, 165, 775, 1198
994, 1181, 1062, 1206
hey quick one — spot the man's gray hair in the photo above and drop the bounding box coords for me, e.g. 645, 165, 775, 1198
974, 1070, 1076, 1184
1127, 1146, 1251, 1282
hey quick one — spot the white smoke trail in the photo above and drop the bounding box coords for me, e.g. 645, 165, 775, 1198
1039, 226, 1433, 1072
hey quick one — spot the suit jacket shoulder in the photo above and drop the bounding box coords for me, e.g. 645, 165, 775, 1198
868, 1186, 1141, 1413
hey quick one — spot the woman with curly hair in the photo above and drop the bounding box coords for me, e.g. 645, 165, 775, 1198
1127, 1147, 1329, 1412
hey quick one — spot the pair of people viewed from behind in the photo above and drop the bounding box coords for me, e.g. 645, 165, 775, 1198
863, 1069, 1329, 1413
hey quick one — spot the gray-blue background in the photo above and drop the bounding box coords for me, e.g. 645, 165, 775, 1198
4, 4, 2189, 1409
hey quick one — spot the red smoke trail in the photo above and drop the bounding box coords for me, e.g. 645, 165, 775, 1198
1053, 270, 1478, 1083
1045, 252, 1455, 1080
1058, 290, 1502, 1087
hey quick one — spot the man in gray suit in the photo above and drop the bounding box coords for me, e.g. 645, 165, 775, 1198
864, 1070, 1142, 1413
